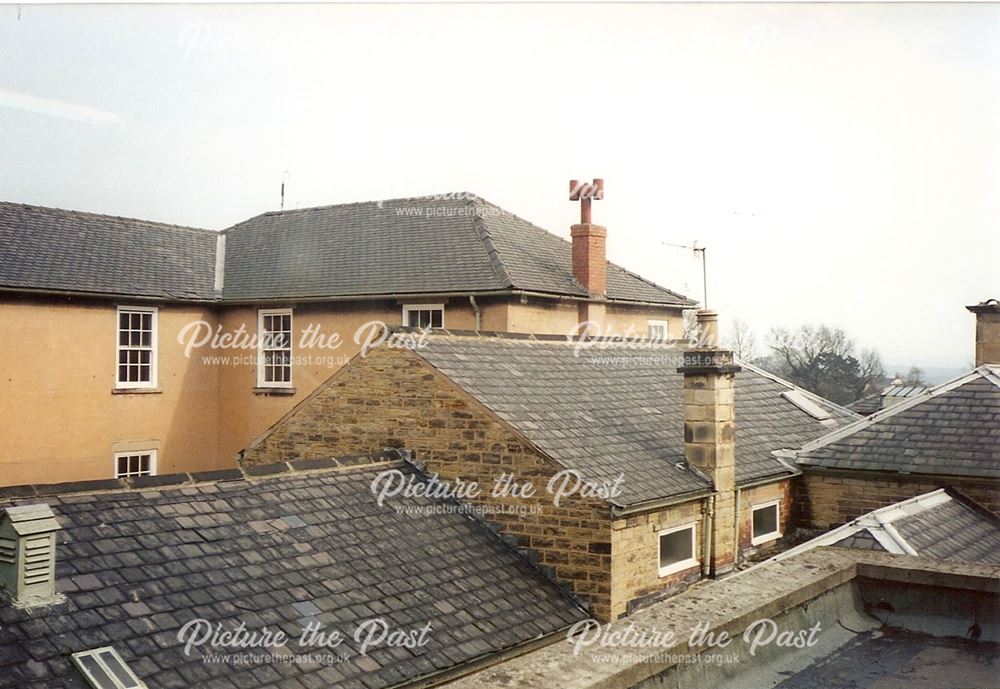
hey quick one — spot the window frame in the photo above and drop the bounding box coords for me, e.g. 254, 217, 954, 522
256, 308, 294, 389
657, 522, 698, 577
647, 319, 670, 340
71, 646, 148, 689
402, 303, 445, 329
115, 306, 158, 390
113, 450, 157, 479
750, 499, 782, 546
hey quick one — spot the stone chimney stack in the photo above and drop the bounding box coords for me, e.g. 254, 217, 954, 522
569, 179, 607, 332
677, 310, 740, 577
966, 299, 1000, 367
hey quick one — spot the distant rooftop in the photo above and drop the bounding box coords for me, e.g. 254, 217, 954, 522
798, 365, 1000, 478
0, 195, 695, 306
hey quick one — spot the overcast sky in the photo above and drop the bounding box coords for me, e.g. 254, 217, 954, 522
1, 3, 997, 374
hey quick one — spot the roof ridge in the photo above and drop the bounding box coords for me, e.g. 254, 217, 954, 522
471, 197, 589, 295
220, 191, 484, 234
469, 198, 514, 288
796, 366, 997, 458
472, 197, 695, 305
0, 200, 216, 235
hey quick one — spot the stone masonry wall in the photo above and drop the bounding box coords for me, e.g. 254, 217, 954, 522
610, 500, 704, 620
242, 345, 616, 620
737, 480, 793, 556
796, 470, 999, 531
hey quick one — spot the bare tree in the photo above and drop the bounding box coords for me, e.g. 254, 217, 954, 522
765, 325, 885, 405
903, 365, 926, 386
726, 319, 759, 361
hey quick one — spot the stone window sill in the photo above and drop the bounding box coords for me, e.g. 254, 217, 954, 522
112, 388, 163, 395
253, 387, 297, 396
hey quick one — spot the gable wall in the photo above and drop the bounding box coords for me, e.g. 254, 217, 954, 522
796, 470, 999, 531
240, 345, 616, 620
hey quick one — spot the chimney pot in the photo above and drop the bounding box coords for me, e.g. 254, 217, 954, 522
694, 309, 720, 349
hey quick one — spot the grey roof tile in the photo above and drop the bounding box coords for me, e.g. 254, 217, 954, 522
0, 464, 585, 689
798, 369, 1000, 478
0, 201, 217, 300
3, 195, 693, 306
220, 196, 694, 304
405, 333, 856, 506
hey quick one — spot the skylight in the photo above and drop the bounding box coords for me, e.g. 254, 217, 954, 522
71, 648, 146, 689
781, 390, 833, 422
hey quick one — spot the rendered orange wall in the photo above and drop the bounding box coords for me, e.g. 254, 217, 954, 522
0, 293, 682, 485
507, 299, 685, 337
0, 295, 223, 486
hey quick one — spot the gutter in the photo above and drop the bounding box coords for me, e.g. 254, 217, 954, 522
610, 488, 713, 518
0, 285, 215, 304
0, 285, 689, 310
798, 464, 997, 485
736, 471, 801, 491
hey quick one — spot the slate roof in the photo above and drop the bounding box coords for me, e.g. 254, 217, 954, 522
0, 455, 585, 689
797, 366, 1000, 478
400, 331, 857, 508
0, 195, 694, 307
847, 383, 931, 416
847, 391, 882, 416
764, 489, 1000, 566
0, 202, 218, 300
221, 196, 694, 305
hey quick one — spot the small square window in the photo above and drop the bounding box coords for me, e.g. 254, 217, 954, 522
751, 501, 781, 545
658, 523, 698, 577
403, 304, 445, 330
647, 320, 670, 341
114, 451, 156, 479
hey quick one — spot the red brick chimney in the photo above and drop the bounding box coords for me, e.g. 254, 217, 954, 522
569, 179, 607, 331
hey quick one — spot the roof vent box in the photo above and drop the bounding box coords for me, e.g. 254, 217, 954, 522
0, 504, 63, 607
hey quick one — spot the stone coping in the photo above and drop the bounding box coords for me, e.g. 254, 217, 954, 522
443, 548, 1000, 689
